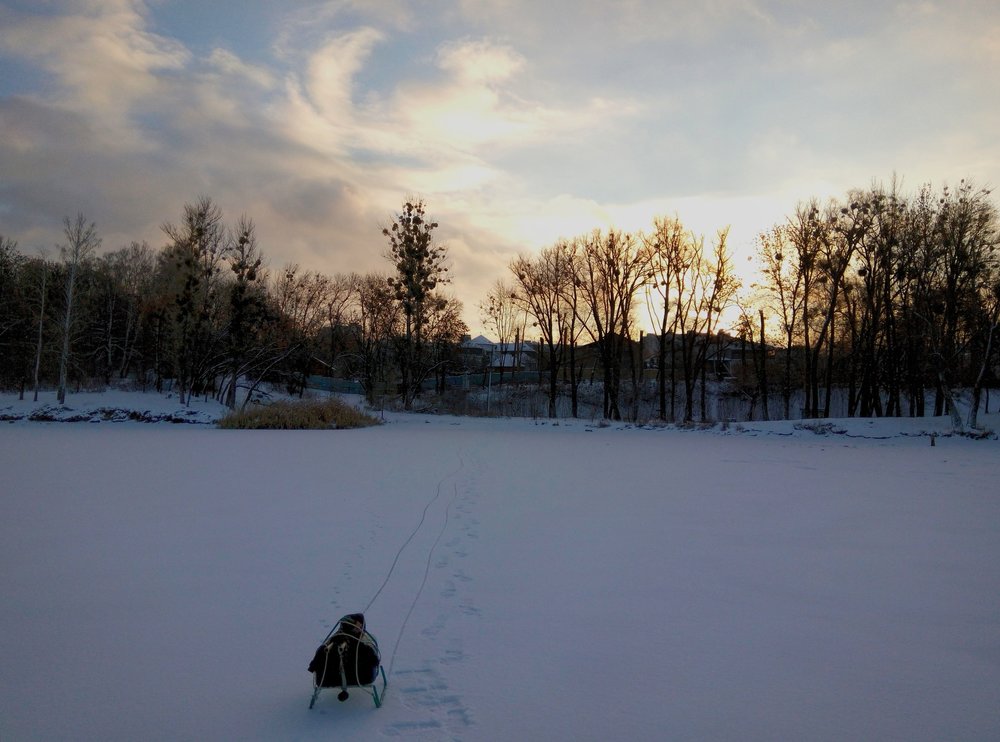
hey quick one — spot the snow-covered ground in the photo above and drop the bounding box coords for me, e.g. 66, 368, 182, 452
0, 389, 227, 425
2, 391, 999, 741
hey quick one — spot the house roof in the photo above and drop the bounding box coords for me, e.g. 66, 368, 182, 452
464, 334, 495, 348
462, 335, 537, 353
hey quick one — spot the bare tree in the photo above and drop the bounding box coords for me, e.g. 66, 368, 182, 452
273, 265, 329, 396
896, 184, 939, 416
349, 272, 400, 404
755, 224, 803, 419
0, 236, 21, 347
57, 214, 100, 404
88, 242, 155, 386
511, 241, 574, 418
0, 237, 28, 392
426, 294, 469, 394
671, 229, 739, 421
968, 278, 1000, 430
323, 273, 355, 377
30, 256, 50, 401
786, 201, 831, 418
574, 228, 653, 420
756, 177, 998, 427
922, 180, 999, 429
480, 278, 524, 394
843, 182, 908, 417
697, 230, 740, 419
109, 242, 155, 381
733, 304, 769, 420
644, 215, 687, 421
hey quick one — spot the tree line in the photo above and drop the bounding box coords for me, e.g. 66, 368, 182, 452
745, 178, 999, 431
488, 177, 998, 429
492, 220, 740, 423
0, 197, 467, 410
2, 176, 997, 428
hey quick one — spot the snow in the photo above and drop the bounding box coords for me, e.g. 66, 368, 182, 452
2, 391, 999, 740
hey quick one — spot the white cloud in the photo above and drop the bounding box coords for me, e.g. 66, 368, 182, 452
0, 0, 189, 147
436, 38, 526, 83
303, 27, 385, 124
272, 0, 419, 58
279, 27, 386, 165
206, 48, 276, 89
278, 29, 641, 203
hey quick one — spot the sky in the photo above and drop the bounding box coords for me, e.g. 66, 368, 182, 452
1, 0, 999, 336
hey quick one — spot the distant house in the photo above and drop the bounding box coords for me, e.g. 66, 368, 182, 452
459, 335, 538, 373
457, 335, 493, 372
462, 331, 775, 384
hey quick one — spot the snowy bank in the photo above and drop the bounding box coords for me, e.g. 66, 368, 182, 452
0, 390, 226, 425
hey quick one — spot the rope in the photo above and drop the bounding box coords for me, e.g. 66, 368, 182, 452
362, 456, 464, 614
385, 481, 460, 684
314, 455, 464, 707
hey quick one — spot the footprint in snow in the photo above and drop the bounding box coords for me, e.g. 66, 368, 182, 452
385, 666, 472, 738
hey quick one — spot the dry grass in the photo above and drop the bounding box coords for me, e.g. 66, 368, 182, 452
217, 398, 379, 430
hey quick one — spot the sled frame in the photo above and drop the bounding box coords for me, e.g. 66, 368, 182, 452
309, 665, 386, 709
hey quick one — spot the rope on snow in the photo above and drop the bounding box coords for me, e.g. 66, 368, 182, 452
355, 454, 465, 702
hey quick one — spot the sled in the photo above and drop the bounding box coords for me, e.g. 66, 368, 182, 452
308, 613, 387, 709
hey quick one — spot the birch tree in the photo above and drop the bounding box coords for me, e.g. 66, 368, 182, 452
57, 214, 100, 404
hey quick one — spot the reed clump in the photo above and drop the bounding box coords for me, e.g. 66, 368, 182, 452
218, 398, 379, 430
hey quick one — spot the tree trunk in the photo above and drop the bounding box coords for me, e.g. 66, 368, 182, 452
968, 305, 999, 430
759, 310, 769, 421
33, 265, 47, 402
57, 263, 76, 405
937, 371, 965, 432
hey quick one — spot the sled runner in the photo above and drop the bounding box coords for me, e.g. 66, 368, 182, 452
308, 613, 387, 709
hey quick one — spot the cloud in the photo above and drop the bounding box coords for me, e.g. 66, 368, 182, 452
279, 29, 640, 204
392, 59, 535, 153
451, 0, 781, 44
436, 38, 525, 83
301, 27, 384, 125
285, 33, 562, 160
1, 0, 998, 337
0, 0, 190, 148
206, 48, 276, 89
272, 0, 419, 58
